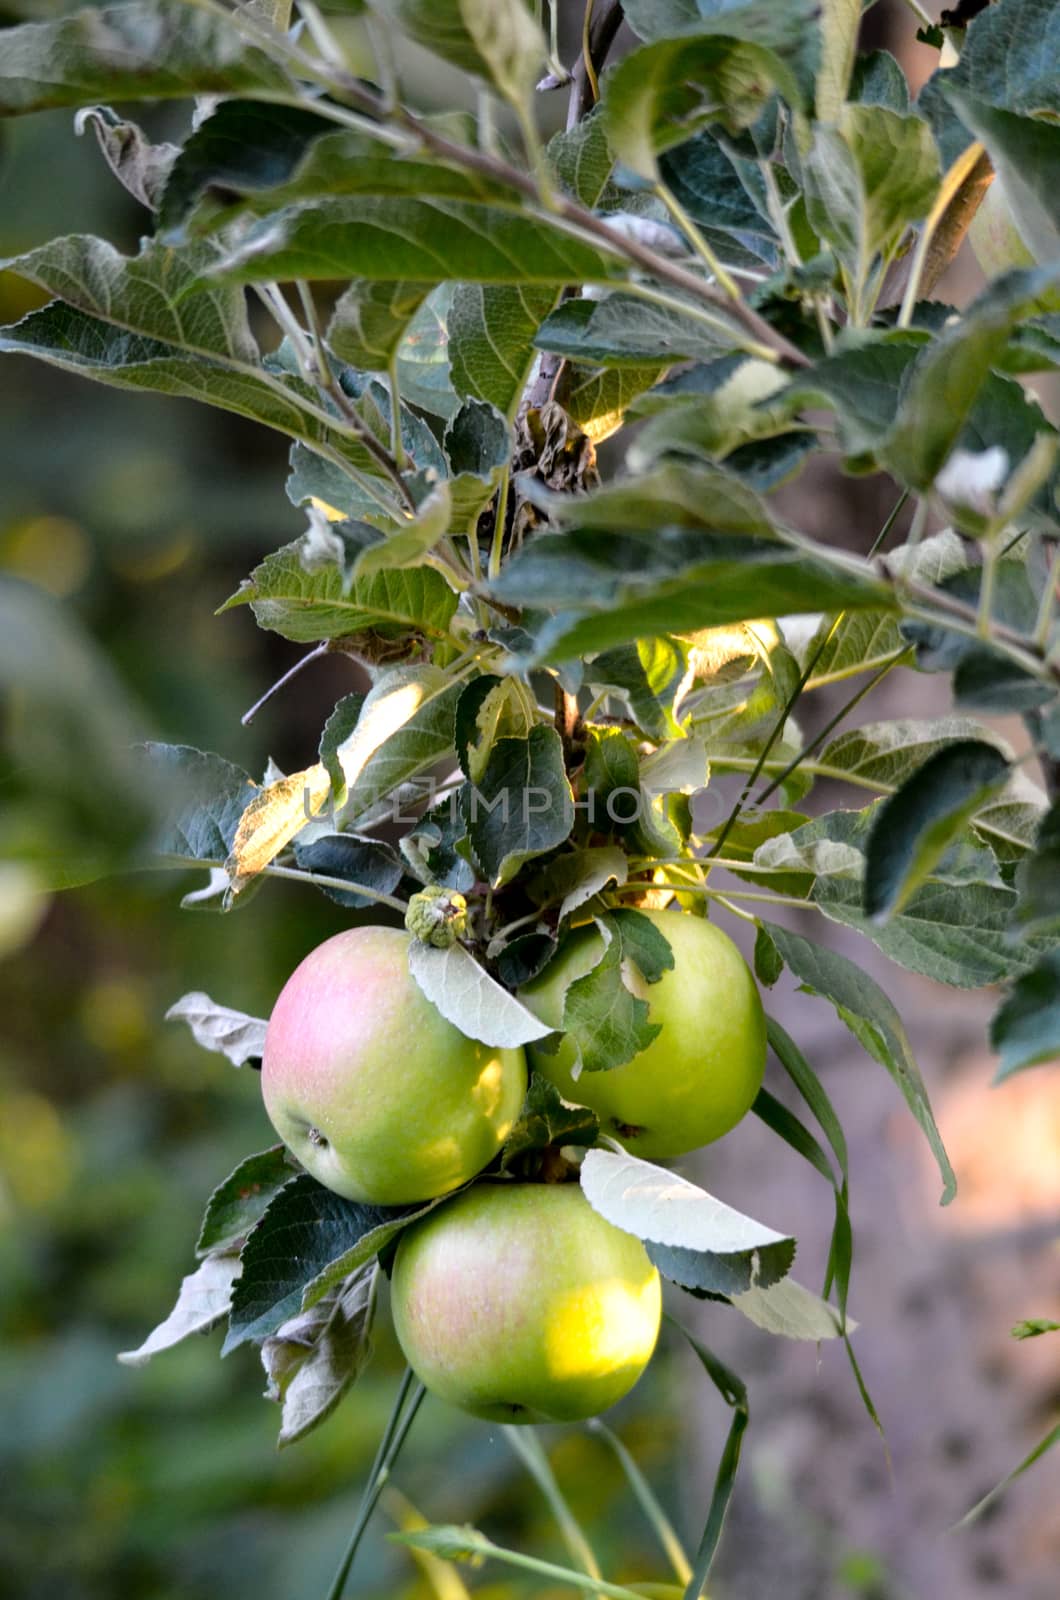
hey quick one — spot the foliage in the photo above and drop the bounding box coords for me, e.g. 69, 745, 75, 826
2, 0, 1059, 1595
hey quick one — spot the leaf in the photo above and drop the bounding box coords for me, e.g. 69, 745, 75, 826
197, 1148, 294, 1256
262, 1262, 377, 1447
208, 198, 627, 287
954, 1423, 1060, 1530
883, 269, 1060, 490
0, 0, 287, 116
220, 541, 458, 644
443, 398, 511, 530
658, 131, 776, 247
318, 692, 365, 798
528, 845, 629, 922
863, 740, 1011, 921
395, 285, 461, 419
165, 992, 267, 1067
333, 664, 464, 820
407, 940, 552, 1047
389, 1526, 649, 1600
118, 1253, 240, 1366
729, 1276, 846, 1340
75, 105, 179, 212
670, 1322, 748, 1597
603, 9, 815, 180
293, 833, 405, 908
802, 106, 940, 284
559, 912, 675, 1075
226, 762, 331, 892
455, 674, 535, 787
460, 724, 574, 887
490, 533, 893, 665
1012, 1319, 1060, 1340
588, 638, 688, 740
387, 0, 545, 110
328, 280, 432, 371
353, 485, 453, 578
534, 294, 731, 368
758, 921, 956, 1203
816, 0, 861, 122
146, 743, 259, 864
580, 1148, 795, 1298
500, 1074, 600, 1169
1012, 800, 1060, 938
547, 107, 615, 209
819, 714, 1006, 790
159, 100, 344, 238
989, 951, 1060, 1081
448, 284, 557, 416
224, 1175, 429, 1351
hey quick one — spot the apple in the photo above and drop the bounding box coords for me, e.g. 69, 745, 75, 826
390, 1181, 662, 1423
261, 926, 527, 1205
520, 909, 765, 1159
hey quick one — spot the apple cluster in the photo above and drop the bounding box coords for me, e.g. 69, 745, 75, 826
260, 912, 766, 1423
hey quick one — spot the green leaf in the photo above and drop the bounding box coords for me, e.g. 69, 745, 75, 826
407, 940, 552, 1047
536, 459, 777, 536
164, 991, 267, 1067
262, 1261, 377, 1448
883, 269, 1060, 490
318, 692, 365, 799
333, 664, 464, 820
196, 1148, 293, 1256
816, 0, 861, 122
603, 7, 817, 178
955, 1423, 1060, 1529
534, 293, 731, 368
667, 1321, 748, 1597
220, 540, 457, 643
387, 0, 544, 110
802, 106, 940, 284
658, 132, 776, 248
146, 742, 258, 864
528, 845, 629, 922
1012, 800, 1060, 938
559, 912, 675, 1075
75, 105, 179, 212
547, 107, 615, 208
581, 1149, 795, 1298
460, 724, 574, 887
389, 1526, 648, 1600
224, 1175, 428, 1350
119, 1253, 240, 1366
293, 833, 405, 908
588, 638, 688, 740
500, 1073, 600, 1170
863, 740, 1011, 921
455, 674, 535, 787
728, 1276, 847, 1340
447, 284, 557, 416
990, 951, 1060, 1080
208, 198, 627, 287
943, 0, 1060, 121
328, 281, 431, 371
490, 532, 892, 665
0, 0, 287, 116
443, 397, 511, 531
1012, 1319, 1060, 1340
395, 285, 461, 419
158, 100, 338, 238
758, 921, 956, 1204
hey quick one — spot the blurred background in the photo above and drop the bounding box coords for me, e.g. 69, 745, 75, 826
0, 3, 1057, 1598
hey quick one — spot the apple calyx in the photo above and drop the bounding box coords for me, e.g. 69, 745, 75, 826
405, 885, 469, 948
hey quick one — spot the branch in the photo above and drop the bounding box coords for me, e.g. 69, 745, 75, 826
567, 0, 624, 130
204, 1, 810, 370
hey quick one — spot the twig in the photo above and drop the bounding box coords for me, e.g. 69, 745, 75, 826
568, 0, 624, 129
241, 642, 329, 725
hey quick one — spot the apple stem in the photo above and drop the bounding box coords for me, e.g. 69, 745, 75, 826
324, 1368, 426, 1600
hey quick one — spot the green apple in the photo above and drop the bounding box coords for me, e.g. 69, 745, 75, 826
390, 1181, 662, 1423
520, 910, 765, 1159
261, 926, 526, 1205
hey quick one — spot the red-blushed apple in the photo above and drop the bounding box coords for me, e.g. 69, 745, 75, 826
262, 926, 526, 1204
390, 1181, 662, 1423
519, 909, 765, 1159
